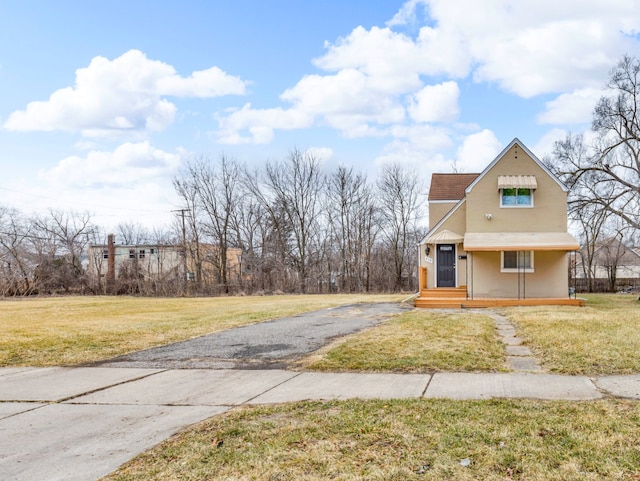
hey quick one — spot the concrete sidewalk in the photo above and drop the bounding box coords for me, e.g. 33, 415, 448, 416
1, 367, 639, 481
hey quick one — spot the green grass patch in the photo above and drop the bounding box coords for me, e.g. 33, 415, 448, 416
103, 398, 640, 481
301, 310, 506, 372
502, 294, 640, 375
0, 294, 403, 367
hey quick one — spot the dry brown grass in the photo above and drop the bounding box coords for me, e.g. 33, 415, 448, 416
103, 398, 640, 481
0, 294, 403, 367
300, 309, 507, 372
501, 294, 640, 375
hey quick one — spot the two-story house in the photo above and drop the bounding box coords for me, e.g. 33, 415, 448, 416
416, 138, 583, 308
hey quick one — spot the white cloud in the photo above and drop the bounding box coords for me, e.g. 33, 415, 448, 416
533, 128, 569, 159
211, 0, 640, 163
533, 127, 600, 161
305, 147, 334, 162
432, 0, 639, 97
408, 81, 459, 123
215, 103, 315, 144
373, 124, 454, 170
455, 130, 502, 172
537, 88, 604, 124
41, 141, 182, 188
386, 0, 426, 27
4, 50, 247, 137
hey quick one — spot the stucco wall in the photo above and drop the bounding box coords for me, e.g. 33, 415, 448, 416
467, 250, 569, 298
429, 202, 456, 230
465, 144, 568, 233
421, 202, 467, 289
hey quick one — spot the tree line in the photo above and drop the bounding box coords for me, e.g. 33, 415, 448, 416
0, 154, 426, 296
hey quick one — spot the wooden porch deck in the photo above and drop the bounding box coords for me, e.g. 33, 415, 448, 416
415, 287, 585, 308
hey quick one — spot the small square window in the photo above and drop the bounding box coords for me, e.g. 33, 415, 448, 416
102, 250, 108, 259
501, 251, 534, 272
139, 249, 145, 259
129, 249, 136, 259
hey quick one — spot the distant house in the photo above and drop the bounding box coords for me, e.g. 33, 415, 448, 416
416, 138, 582, 308
87, 236, 243, 292
575, 237, 640, 292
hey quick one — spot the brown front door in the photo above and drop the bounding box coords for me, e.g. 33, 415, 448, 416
437, 244, 456, 287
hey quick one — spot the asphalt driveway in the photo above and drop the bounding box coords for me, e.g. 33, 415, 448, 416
95, 302, 408, 369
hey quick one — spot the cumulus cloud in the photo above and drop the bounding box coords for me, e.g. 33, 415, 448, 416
305, 147, 334, 162
408, 81, 459, 123
4, 50, 247, 136
455, 130, 502, 172
213, 0, 640, 149
537, 88, 604, 124
411, 0, 638, 97
41, 141, 182, 188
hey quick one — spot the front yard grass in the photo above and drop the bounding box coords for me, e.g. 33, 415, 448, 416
502, 293, 640, 375
0, 294, 403, 367
103, 398, 640, 481
300, 309, 506, 372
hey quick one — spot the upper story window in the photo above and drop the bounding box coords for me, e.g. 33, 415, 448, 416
498, 175, 536, 208
139, 249, 146, 259
501, 188, 533, 207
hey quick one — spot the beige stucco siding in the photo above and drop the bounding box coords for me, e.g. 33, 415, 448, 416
465, 144, 568, 233
421, 202, 467, 289
429, 202, 457, 229
468, 250, 569, 298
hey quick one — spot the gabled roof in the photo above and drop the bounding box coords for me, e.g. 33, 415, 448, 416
465, 137, 568, 194
428, 173, 480, 201
420, 137, 571, 246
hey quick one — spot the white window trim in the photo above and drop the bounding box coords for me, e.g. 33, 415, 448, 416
501, 251, 534, 273
500, 188, 534, 208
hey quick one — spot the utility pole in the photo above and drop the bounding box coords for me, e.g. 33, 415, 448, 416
172, 209, 189, 283
106, 233, 115, 294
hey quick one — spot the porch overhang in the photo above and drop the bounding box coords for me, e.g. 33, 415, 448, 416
463, 232, 580, 251
424, 229, 464, 244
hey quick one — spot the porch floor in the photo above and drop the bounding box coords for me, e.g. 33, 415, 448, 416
415, 288, 585, 308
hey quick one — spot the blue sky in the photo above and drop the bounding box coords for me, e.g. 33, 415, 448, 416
1, 0, 639, 230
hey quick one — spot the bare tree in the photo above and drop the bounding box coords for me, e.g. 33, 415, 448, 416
32, 210, 97, 293
548, 135, 614, 291
250, 149, 325, 293
597, 229, 629, 292
0, 206, 34, 295
116, 222, 151, 245
174, 155, 244, 293
552, 56, 640, 232
376, 163, 425, 291
327, 165, 378, 292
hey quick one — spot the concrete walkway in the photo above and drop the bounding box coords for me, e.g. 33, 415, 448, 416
2, 366, 640, 481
